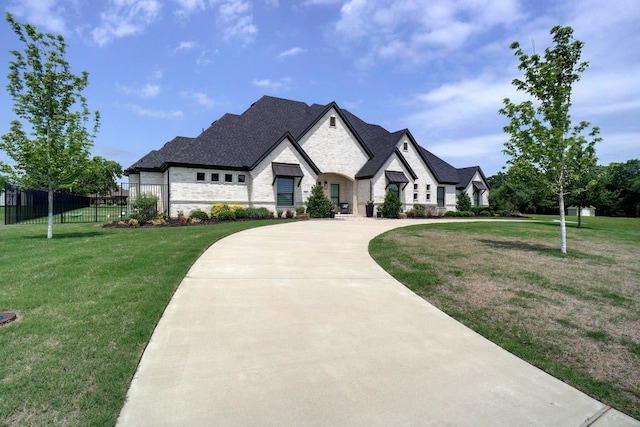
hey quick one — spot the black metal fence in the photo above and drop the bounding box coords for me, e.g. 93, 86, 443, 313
2, 182, 166, 225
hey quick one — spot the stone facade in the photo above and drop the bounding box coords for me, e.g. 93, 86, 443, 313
126, 97, 490, 218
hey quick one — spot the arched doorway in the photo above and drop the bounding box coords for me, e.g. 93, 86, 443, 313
316, 172, 357, 214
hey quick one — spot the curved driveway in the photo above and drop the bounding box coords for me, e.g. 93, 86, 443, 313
117, 219, 639, 426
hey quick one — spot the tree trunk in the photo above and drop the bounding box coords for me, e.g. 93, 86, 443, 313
47, 187, 54, 239
559, 190, 567, 254
577, 205, 582, 228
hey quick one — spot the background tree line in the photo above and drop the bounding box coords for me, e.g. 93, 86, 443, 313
488, 159, 640, 217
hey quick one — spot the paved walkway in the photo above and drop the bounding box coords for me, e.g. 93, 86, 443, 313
117, 219, 639, 426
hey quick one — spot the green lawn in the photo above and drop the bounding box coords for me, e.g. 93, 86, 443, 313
370, 216, 640, 420
0, 220, 283, 426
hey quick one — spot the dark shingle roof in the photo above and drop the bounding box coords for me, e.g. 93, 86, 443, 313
417, 146, 460, 184
456, 166, 490, 190
126, 95, 474, 187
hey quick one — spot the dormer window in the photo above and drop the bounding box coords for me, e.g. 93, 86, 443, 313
329, 116, 336, 127
403, 141, 408, 151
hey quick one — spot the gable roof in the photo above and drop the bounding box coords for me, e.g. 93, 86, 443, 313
125, 95, 479, 189
456, 166, 491, 190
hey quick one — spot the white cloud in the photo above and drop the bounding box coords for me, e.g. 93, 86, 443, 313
196, 50, 218, 66
117, 82, 161, 98
251, 77, 292, 91
215, 0, 258, 46
181, 91, 214, 108
124, 104, 184, 119
171, 0, 206, 17
278, 47, 307, 58
174, 41, 197, 52
7, 0, 68, 34
92, 0, 162, 46
333, 0, 523, 64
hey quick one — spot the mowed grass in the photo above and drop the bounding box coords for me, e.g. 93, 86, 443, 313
0, 220, 282, 426
370, 216, 640, 420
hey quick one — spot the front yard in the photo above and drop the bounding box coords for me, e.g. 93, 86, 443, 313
369, 216, 640, 420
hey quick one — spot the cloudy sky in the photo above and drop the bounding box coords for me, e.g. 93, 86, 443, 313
1, 0, 638, 177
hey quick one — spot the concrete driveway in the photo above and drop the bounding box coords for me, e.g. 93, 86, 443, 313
117, 218, 639, 426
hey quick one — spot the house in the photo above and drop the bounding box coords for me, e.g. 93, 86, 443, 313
125, 96, 491, 217
567, 206, 596, 217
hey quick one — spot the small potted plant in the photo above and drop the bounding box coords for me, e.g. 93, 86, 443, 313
376, 205, 382, 218
365, 200, 374, 217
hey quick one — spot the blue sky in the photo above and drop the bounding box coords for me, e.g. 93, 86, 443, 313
1, 0, 638, 177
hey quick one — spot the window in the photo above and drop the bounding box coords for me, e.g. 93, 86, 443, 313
225, 174, 233, 183
426, 184, 431, 191
211, 173, 219, 182
426, 193, 431, 200
276, 177, 294, 206
329, 116, 336, 127
238, 174, 246, 183
413, 193, 418, 201
388, 183, 399, 198
403, 141, 408, 151
474, 189, 481, 206
196, 172, 205, 182
437, 187, 445, 207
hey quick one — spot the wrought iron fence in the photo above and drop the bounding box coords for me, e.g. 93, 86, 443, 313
2, 182, 166, 225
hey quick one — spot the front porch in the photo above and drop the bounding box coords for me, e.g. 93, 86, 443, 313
316, 172, 359, 215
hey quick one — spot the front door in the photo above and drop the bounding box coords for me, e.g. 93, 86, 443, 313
330, 184, 339, 206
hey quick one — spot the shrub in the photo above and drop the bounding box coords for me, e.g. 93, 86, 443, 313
457, 191, 472, 212
150, 218, 166, 226
381, 190, 402, 218
480, 210, 492, 216
276, 209, 283, 219
246, 207, 271, 219
286, 209, 294, 219
444, 210, 458, 217
295, 206, 305, 215
405, 209, 416, 218
128, 218, 139, 227
130, 193, 158, 223
413, 204, 426, 218
216, 208, 236, 221
210, 203, 228, 218
306, 184, 331, 218
189, 209, 209, 221
191, 217, 201, 224
460, 211, 475, 217
233, 206, 247, 219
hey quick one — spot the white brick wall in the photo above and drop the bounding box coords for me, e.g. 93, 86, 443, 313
169, 167, 249, 217
396, 135, 439, 206
298, 108, 369, 177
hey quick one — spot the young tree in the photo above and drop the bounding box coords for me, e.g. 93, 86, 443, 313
1, 13, 100, 238
306, 184, 331, 218
381, 190, 402, 218
499, 25, 600, 253
456, 190, 472, 212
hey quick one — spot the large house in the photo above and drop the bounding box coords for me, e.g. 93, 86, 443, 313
125, 95, 490, 217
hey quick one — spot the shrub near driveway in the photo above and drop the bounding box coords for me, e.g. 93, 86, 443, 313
369, 217, 640, 420
0, 220, 280, 426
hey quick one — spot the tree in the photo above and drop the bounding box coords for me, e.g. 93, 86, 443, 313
1, 13, 100, 238
456, 190, 472, 212
306, 184, 331, 218
499, 25, 600, 253
602, 160, 640, 217
381, 190, 402, 218
67, 156, 122, 196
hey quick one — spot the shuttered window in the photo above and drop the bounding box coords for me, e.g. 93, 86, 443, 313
277, 177, 294, 206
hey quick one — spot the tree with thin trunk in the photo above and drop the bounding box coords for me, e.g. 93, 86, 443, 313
499, 25, 600, 253
1, 13, 100, 238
